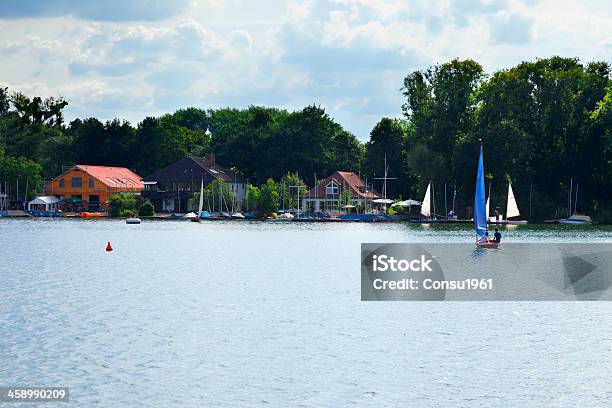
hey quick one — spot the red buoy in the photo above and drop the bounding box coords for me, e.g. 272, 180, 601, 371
106, 241, 113, 252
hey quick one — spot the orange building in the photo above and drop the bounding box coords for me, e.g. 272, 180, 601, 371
45, 165, 144, 211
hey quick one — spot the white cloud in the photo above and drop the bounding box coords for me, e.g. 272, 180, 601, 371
0, 0, 610, 139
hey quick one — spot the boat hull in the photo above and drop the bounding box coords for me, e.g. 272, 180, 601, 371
559, 219, 592, 225
488, 220, 528, 225
476, 242, 500, 249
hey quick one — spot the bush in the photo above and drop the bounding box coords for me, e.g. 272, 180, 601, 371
138, 202, 155, 216
119, 209, 137, 217
109, 192, 139, 217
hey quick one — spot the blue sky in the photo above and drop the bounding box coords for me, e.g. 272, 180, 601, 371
1, 0, 610, 139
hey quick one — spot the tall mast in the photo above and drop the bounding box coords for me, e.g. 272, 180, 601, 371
444, 183, 447, 219
568, 178, 573, 217
432, 182, 436, 218
574, 182, 579, 214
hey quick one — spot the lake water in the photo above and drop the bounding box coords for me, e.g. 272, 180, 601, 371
1, 219, 612, 407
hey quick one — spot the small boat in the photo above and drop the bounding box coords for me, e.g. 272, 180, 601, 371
476, 241, 500, 249
187, 179, 205, 222
80, 212, 102, 218
126, 217, 141, 224
559, 214, 592, 225
231, 212, 246, 219
487, 182, 528, 224
419, 181, 438, 222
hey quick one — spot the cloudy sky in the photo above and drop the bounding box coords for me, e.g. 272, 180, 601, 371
1, 0, 610, 139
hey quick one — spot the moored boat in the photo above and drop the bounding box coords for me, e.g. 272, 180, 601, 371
126, 217, 141, 224
80, 212, 102, 218
559, 214, 592, 225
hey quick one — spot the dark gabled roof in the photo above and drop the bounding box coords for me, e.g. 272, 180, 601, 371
143, 156, 246, 184
189, 156, 246, 184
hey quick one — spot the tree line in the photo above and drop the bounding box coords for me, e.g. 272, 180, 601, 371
1, 56, 611, 220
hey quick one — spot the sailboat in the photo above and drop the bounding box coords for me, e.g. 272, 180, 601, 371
186, 179, 205, 222
474, 144, 498, 248
488, 182, 528, 224
413, 182, 437, 223
559, 179, 592, 224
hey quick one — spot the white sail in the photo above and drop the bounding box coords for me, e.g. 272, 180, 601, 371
506, 183, 520, 219
485, 197, 490, 221
198, 179, 204, 215
420, 182, 431, 217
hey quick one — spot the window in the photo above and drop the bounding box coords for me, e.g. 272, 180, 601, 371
325, 181, 339, 196
71, 177, 82, 188
89, 178, 94, 188
59, 178, 65, 188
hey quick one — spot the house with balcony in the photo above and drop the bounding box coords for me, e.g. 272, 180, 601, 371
44, 165, 144, 211
142, 155, 247, 213
301, 171, 379, 213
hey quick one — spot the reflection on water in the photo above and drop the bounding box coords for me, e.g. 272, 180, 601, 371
1, 219, 611, 407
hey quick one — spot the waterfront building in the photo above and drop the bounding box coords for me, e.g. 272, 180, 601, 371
27, 196, 61, 212
301, 171, 379, 213
45, 165, 144, 211
142, 155, 246, 213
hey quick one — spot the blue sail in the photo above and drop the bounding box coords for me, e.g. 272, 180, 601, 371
474, 145, 487, 239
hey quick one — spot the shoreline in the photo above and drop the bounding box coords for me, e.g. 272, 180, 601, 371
1, 214, 609, 226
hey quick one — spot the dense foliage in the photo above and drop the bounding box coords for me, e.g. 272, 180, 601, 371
1, 56, 610, 220
138, 202, 155, 217
108, 192, 139, 217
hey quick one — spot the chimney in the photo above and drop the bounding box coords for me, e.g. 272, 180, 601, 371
207, 154, 216, 166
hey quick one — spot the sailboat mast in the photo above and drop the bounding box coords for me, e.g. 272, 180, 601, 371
444, 183, 447, 219
432, 182, 436, 218
487, 181, 491, 219
568, 178, 573, 217
383, 155, 388, 210
529, 183, 533, 220
574, 182, 579, 214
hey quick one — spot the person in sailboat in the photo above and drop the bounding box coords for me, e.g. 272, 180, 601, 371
492, 228, 502, 243
478, 231, 490, 244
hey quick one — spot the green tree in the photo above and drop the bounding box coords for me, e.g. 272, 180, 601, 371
108, 192, 139, 217
203, 179, 236, 212
363, 118, 409, 198
245, 184, 260, 213
138, 201, 155, 216
0, 155, 43, 202
340, 189, 352, 208
258, 178, 280, 214
278, 172, 307, 210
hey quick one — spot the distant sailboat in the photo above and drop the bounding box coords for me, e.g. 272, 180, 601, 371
488, 182, 528, 224
190, 179, 205, 222
560, 179, 592, 224
506, 183, 520, 219
419, 182, 435, 221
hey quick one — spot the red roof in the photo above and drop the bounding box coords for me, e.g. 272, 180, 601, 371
304, 171, 379, 199
76, 165, 144, 190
